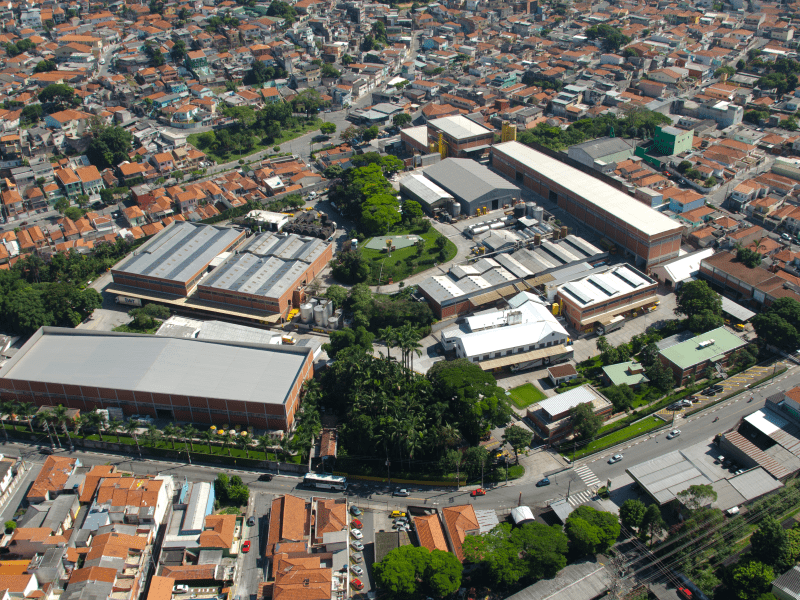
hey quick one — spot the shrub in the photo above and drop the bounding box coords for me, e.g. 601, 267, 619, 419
273, 146, 280, 151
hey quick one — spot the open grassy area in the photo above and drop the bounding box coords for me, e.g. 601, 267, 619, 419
362, 226, 457, 285
508, 383, 547, 409
113, 323, 159, 335
187, 118, 321, 164
568, 416, 667, 461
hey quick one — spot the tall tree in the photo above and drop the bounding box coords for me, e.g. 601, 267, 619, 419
675, 280, 722, 319
502, 425, 531, 464
568, 402, 602, 440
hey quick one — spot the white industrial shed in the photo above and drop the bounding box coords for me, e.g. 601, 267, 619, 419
399, 173, 454, 214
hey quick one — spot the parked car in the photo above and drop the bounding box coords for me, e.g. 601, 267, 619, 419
351, 552, 363, 563
351, 565, 364, 577
471, 488, 486, 497
783, 233, 791, 241
351, 540, 364, 552
258, 474, 273, 481
351, 578, 364, 591
667, 430, 682, 439
389, 510, 406, 518
247, 516, 255, 526
351, 519, 363, 529
173, 584, 190, 594
350, 506, 362, 517
242, 541, 251, 553
351, 529, 363, 540
536, 477, 550, 487
393, 488, 410, 497
608, 454, 624, 464
39, 447, 54, 455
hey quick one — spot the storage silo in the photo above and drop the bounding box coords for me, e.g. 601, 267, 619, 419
313, 305, 326, 326
514, 204, 525, 219
533, 205, 544, 222
450, 201, 461, 217
300, 303, 313, 323
534, 233, 542, 246
561, 226, 568, 238
327, 316, 339, 330
526, 202, 536, 218
323, 300, 334, 319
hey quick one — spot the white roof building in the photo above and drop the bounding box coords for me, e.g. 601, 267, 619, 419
650, 248, 715, 288
441, 292, 571, 366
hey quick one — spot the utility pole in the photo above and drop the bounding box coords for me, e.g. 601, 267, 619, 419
567, 479, 571, 500
505, 456, 508, 486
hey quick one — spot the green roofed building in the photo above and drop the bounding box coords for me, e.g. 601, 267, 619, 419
658, 327, 747, 386
602, 361, 649, 388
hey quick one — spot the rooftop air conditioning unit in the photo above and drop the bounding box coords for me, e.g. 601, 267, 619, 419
698, 339, 715, 348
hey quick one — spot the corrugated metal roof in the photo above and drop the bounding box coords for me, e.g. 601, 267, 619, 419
423, 158, 520, 204
2, 328, 309, 407
537, 385, 603, 418
659, 327, 747, 370
477, 344, 569, 370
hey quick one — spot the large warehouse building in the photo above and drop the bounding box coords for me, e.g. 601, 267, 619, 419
0, 328, 313, 431
111, 221, 246, 296
423, 158, 521, 216
491, 141, 683, 266
399, 173, 454, 215
197, 232, 333, 318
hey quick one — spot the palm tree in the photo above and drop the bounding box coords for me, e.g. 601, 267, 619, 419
279, 434, 291, 462
16, 402, 36, 433
145, 424, 160, 448
201, 430, 216, 454
124, 419, 142, 458
52, 405, 74, 452
0, 401, 16, 442
236, 434, 251, 459
256, 434, 273, 460
85, 411, 105, 441
163, 424, 178, 450
222, 432, 233, 457
107, 418, 123, 443
378, 326, 395, 361
182, 425, 198, 452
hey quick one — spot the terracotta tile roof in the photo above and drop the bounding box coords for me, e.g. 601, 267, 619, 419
199, 514, 236, 549
160, 565, 216, 581
415, 514, 449, 553
0, 574, 36, 593
147, 575, 175, 600
267, 495, 308, 556
69, 566, 117, 584
28, 456, 76, 501
441, 505, 479, 562
95, 477, 162, 510
314, 499, 346, 543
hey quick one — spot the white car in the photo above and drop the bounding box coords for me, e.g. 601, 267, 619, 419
351, 565, 364, 576
782, 233, 791, 240
608, 454, 624, 464
100, 58, 105, 64
667, 429, 681, 439
350, 540, 364, 551
173, 585, 189, 594
351, 529, 363, 540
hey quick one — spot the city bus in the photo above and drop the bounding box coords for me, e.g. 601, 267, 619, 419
302, 474, 348, 491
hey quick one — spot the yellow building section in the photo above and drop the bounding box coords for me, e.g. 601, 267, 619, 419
438, 132, 448, 159
501, 122, 517, 142
0, 560, 31, 576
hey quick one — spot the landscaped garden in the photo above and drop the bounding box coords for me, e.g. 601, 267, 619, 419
508, 383, 547, 409
361, 225, 457, 285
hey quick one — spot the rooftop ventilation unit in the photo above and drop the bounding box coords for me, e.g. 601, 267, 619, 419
698, 339, 715, 348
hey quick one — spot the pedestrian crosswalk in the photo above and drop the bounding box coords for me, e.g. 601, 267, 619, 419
575, 465, 600, 488
568, 489, 595, 507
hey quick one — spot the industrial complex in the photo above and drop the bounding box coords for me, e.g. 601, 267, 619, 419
491, 141, 683, 267
0, 327, 314, 430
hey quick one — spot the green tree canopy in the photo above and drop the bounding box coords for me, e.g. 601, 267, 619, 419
502, 424, 531, 464
568, 402, 602, 440
86, 126, 133, 170
751, 516, 790, 568
753, 297, 800, 352
675, 280, 722, 319
361, 193, 401, 235
676, 484, 718, 511
604, 384, 635, 412
619, 499, 647, 532
393, 113, 412, 127
565, 505, 620, 556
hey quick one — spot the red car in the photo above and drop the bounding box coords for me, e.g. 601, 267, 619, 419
242, 541, 251, 553
351, 519, 363, 529
677, 588, 692, 600
471, 488, 486, 497
351, 578, 364, 590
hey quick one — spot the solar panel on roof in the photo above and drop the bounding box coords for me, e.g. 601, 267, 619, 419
587, 275, 618, 297
562, 283, 593, 305
613, 267, 647, 288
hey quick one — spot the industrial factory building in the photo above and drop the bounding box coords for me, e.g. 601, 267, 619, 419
111, 221, 247, 297
441, 291, 573, 372
491, 141, 683, 266
0, 327, 314, 431
422, 158, 521, 216
399, 173, 454, 215
197, 232, 333, 318
556, 265, 659, 332
418, 235, 606, 318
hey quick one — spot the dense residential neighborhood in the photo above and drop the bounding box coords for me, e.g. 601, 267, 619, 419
7, 0, 800, 599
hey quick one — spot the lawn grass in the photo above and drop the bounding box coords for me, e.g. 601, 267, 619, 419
508, 383, 547, 409
362, 226, 457, 285
568, 416, 666, 461
187, 118, 321, 164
